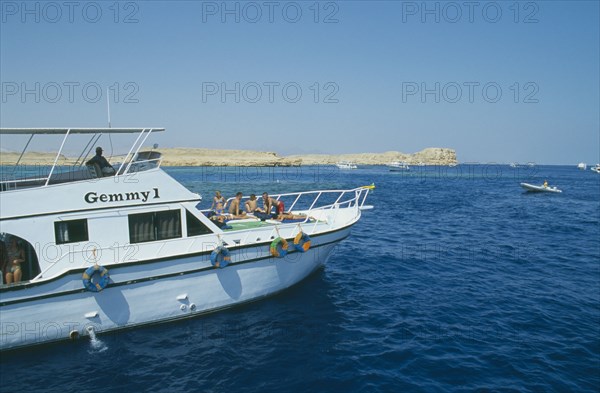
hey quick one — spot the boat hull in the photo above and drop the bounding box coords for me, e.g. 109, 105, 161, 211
0, 227, 349, 351
520, 183, 562, 193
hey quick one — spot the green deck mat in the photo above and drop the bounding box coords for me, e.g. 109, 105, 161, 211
224, 220, 272, 231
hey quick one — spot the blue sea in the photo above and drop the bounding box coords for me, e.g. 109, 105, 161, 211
1, 165, 599, 392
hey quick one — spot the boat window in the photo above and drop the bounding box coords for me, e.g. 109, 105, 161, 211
54, 219, 89, 244
186, 210, 213, 236
128, 210, 182, 244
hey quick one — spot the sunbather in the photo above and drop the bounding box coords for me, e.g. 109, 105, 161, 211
245, 194, 260, 213
274, 212, 312, 221
228, 192, 247, 218
211, 191, 226, 214
262, 192, 284, 215
210, 215, 232, 229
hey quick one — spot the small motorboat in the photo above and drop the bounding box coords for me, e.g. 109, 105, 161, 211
591, 164, 600, 174
520, 182, 562, 193
388, 161, 409, 171
577, 162, 587, 170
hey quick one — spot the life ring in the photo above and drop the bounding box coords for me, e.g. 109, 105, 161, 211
293, 232, 311, 252
270, 237, 288, 258
82, 265, 110, 292
210, 246, 231, 268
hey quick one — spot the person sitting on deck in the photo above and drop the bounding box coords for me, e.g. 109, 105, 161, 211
262, 192, 284, 217
543, 180, 548, 188
245, 194, 260, 213
228, 192, 247, 218
211, 191, 226, 215
0, 241, 8, 285
4, 237, 25, 284
86, 147, 116, 176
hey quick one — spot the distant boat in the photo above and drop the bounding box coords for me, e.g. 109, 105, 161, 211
527, 162, 536, 168
448, 163, 458, 167
336, 161, 357, 170
388, 161, 409, 171
577, 162, 587, 170
591, 164, 600, 174
520, 182, 562, 193
509, 162, 519, 168
417, 162, 426, 167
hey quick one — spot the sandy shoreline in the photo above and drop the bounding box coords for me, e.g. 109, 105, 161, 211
0, 147, 457, 167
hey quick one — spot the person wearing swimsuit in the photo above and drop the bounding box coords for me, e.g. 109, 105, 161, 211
211, 191, 226, 215
0, 241, 7, 285
5, 238, 24, 284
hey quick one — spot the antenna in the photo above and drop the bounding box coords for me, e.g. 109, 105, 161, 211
106, 87, 112, 128
107, 87, 114, 158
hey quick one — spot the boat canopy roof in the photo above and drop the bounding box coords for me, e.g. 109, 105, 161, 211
0, 128, 165, 135
1, 127, 166, 190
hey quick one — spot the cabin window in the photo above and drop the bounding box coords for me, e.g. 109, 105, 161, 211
54, 219, 89, 244
128, 210, 182, 243
186, 210, 213, 236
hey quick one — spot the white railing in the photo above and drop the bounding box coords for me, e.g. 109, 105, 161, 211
0, 156, 163, 191
115, 157, 163, 175
0, 128, 163, 191
202, 186, 372, 242
212, 187, 371, 213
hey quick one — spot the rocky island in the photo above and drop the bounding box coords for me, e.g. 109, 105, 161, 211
0, 147, 457, 167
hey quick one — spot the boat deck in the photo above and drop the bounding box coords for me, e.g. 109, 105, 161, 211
221, 217, 322, 231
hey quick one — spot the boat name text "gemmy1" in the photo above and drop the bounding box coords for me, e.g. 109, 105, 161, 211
84, 188, 160, 204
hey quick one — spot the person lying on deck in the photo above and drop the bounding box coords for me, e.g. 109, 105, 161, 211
273, 212, 313, 222
228, 192, 247, 218
210, 215, 232, 229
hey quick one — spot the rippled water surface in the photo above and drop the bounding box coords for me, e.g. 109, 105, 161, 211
1, 165, 599, 392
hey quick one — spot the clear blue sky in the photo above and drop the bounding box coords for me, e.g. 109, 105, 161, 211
1, 0, 598, 164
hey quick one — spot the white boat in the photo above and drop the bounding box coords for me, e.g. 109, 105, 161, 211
591, 164, 600, 173
520, 182, 562, 193
387, 161, 409, 171
335, 161, 357, 170
509, 162, 519, 168
0, 128, 371, 351
577, 162, 587, 170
